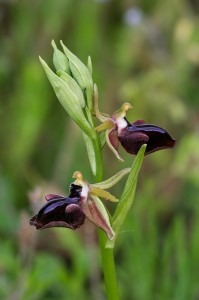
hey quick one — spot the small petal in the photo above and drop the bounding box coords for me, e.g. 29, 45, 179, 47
106, 129, 124, 161
30, 196, 85, 230
109, 129, 119, 151
90, 186, 119, 202
95, 120, 114, 132
119, 121, 176, 155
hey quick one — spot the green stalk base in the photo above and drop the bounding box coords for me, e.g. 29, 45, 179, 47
98, 229, 120, 300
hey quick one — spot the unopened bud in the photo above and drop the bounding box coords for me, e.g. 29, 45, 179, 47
60, 41, 94, 110
39, 56, 95, 140
51, 40, 70, 73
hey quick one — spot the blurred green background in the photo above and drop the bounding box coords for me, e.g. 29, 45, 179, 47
1, 0, 199, 299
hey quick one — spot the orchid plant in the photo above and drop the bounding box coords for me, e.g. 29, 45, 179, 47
30, 41, 175, 300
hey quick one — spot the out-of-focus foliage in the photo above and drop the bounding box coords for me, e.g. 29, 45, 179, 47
0, 0, 199, 299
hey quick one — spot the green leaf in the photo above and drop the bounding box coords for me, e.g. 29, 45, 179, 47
106, 144, 146, 248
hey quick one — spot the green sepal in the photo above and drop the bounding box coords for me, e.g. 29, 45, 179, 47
106, 144, 146, 248
51, 40, 70, 73
60, 41, 94, 110
92, 168, 131, 190
82, 196, 115, 240
39, 56, 95, 140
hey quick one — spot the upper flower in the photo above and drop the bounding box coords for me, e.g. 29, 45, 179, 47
118, 119, 175, 155
93, 87, 175, 160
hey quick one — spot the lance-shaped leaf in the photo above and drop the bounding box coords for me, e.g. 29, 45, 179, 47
39, 57, 95, 140
82, 196, 115, 240
106, 144, 146, 248
52, 40, 70, 73
60, 41, 94, 110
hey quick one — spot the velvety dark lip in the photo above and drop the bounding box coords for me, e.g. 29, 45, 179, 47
37, 197, 80, 215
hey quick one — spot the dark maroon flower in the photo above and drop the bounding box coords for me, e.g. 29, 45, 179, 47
30, 172, 116, 239
118, 119, 176, 155
95, 102, 175, 160
30, 184, 85, 230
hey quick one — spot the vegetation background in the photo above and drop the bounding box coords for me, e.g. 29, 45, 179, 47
1, 0, 199, 299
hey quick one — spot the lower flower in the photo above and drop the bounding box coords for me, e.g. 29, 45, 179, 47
30, 184, 85, 230
30, 172, 120, 240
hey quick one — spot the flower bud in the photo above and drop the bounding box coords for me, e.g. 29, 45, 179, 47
60, 41, 94, 110
87, 56, 92, 75
39, 56, 95, 140
51, 40, 70, 73
57, 70, 85, 108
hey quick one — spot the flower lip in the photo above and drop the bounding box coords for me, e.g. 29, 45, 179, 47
30, 195, 85, 230
118, 119, 176, 155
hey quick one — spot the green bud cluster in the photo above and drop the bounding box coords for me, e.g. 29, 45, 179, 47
39, 40, 95, 140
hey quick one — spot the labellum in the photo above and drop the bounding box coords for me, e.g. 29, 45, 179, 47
30, 185, 85, 230
118, 119, 176, 155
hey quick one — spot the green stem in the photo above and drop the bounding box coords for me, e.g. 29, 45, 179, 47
85, 105, 119, 299
93, 133, 120, 300
92, 135, 103, 181
98, 229, 120, 300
